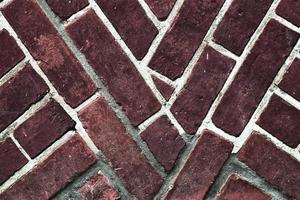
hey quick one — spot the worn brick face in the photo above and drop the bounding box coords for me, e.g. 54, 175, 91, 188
276, 0, 300, 26
145, 0, 177, 20
152, 76, 174, 100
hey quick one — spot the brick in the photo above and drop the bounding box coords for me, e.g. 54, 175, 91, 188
145, 0, 176, 20
2, 0, 97, 108
149, 0, 225, 80
171, 46, 235, 134
152, 76, 174, 100
166, 130, 233, 200
0, 134, 97, 200
217, 175, 271, 200
212, 20, 299, 136
0, 65, 48, 132
0, 29, 24, 78
79, 97, 163, 200
0, 138, 28, 185
95, 0, 158, 60
238, 133, 300, 200
276, 0, 300, 26
14, 100, 75, 158
214, 0, 273, 55
67, 10, 160, 126
141, 115, 185, 172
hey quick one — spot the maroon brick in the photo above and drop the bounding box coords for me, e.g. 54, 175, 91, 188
276, 0, 300, 26
141, 115, 185, 172
214, 0, 273, 55
149, 0, 225, 80
0, 65, 48, 132
212, 20, 299, 136
238, 133, 300, 200
95, 0, 158, 60
0, 29, 24, 78
0, 138, 28, 185
79, 97, 163, 200
0, 134, 97, 200
67, 10, 160, 126
145, 0, 177, 20
166, 130, 233, 200
171, 46, 235, 134
152, 76, 174, 100
14, 100, 75, 158
2, 0, 97, 108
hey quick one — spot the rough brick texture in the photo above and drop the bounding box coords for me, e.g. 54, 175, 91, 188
152, 76, 174, 101
276, 0, 300, 26
145, 0, 176, 20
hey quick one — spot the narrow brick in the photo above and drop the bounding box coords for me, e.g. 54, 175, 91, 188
2, 0, 96, 108
141, 115, 185, 172
171, 46, 235, 134
149, 0, 225, 80
145, 0, 176, 20
166, 130, 233, 200
14, 100, 75, 158
95, 0, 158, 60
0, 65, 48, 132
67, 10, 160, 126
152, 76, 174, 100
79, 97, 163, 200
276, 0, 300, 26
0, 134, 97, 200
212, 20, 299, 136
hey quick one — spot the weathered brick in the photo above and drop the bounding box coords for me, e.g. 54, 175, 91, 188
2, 0, 96, 108
0, 65, 48, 132
79, 97, 163, 200
238, 133, 300, 200
276, 0, 300, 26
141, 115, 185, 172
214, 0, 273, 55
0, 29, 24, 78
212, 20, 299, 136
149, 0, 225, 80
145, 0, 176, 20
166, 130, 233, 200
0, 138, 28, 185
171, 46, 235, 134
67, 10, 160, 126
0, 134, 97, 200
14, 100, 75, 158
95, 0, 158, 60
152, 76, 174, 100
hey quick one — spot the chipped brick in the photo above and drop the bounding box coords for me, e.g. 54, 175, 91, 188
152, 76, 174, 100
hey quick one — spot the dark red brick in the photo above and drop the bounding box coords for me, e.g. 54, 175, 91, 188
238, 133, 300, 200
95, 0, 158, 60
152, 76, 174, 100
141, 115, 185, 172
214, 0, 273, 55
0, 29, 24, 78
0, 65, 48, 132
2, 0, 96, 108
171, 46, 235, 134
149, 0, 225, 80
276, 0, 300, 26
212, 20, 299, 136
217, 175, 271, 200
79, 97, 163, 200
14, 100, 75, 158
0, 138, 28, 185
145, 0, 176, 20
166, 130, 233, 200
67, 10, 160, 126
0, 134, 97, 200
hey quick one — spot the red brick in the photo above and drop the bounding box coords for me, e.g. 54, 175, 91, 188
0, 134, 97, 200
217, 175, 271, 200
67, 10, 160, 126
214, 0, 273, 55
14, 100, 75, 158
212, 20, 299, 136
141, 115, 185, 172
2, 0, 96, 108
0, 138, 28, 185
0, 65, 48, 132
152, 76, 174, 100
238, 133, 300, 200
95, 0, 158, 60
276, 0, 300, 26
0, 29, 24, 78
149, 0, 225, 80
145, 0, 176, 20
171, 46, 235, 134
166, 130, 233, 200
79, 97, 163, 200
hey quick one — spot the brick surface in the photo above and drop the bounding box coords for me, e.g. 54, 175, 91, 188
2, 0, 97, 108
14, 100, 75, 158
276, 0, 300, 26
145, 0, 177, 20
152, 76, 174, 100
79, 97, 163, 200
67, 10, 160, 126
212, 20, 299, 136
